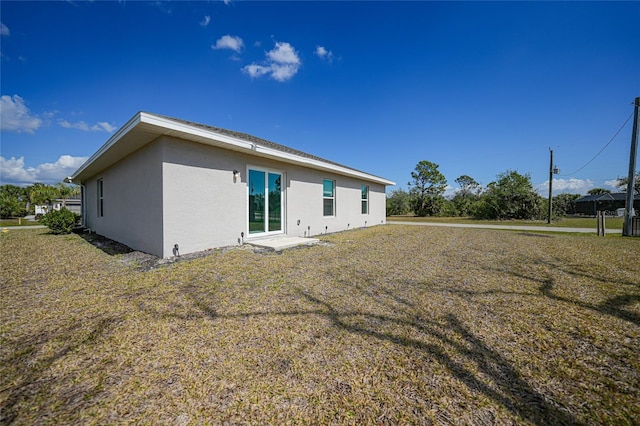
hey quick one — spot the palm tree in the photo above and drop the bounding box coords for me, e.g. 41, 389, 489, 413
55, 182, 80, 207
29, 183, 57, 212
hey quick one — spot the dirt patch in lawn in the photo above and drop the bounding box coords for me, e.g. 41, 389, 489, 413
74, 230, 244, 272
74, 230, 333, 272
1, 226, 639, 424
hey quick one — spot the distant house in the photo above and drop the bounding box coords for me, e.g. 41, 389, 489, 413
35, 198, 81, 216
572, 192, 638, 216
53, 198, 81, 215
34, 205, 49, 216
69, 112, 395, 258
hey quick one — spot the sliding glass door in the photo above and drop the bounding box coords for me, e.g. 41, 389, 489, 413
248, 169, 282, 235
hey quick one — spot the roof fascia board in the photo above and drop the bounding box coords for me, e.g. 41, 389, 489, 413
254, 144, 395, 185
70, 112, 143, 181
140, 112, 256, 152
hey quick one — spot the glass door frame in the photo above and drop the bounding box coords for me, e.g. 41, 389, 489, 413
246, 166, 285, 237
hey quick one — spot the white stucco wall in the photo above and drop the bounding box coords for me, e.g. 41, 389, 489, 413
161, 137, 387, 257
83, 141, 164, 256
83, 135, 388, 258
160, 137, 247, 257
284, 164, 387, 238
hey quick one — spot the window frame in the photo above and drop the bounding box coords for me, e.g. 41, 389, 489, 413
247, 166, 285, 236
361, 184, 369, 215
97, 178, 104, 217
323, 179, 335, 217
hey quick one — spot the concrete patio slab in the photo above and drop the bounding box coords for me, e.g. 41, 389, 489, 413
247, 236, 320, 251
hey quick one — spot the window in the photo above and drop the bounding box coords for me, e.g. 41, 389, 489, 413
97, 178, 104, 217
323, 179, 335, 216
248, 168, 283, 235
361, 185, 369, 214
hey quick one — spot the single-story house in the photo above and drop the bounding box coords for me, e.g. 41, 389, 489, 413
35, 198, 81, 216
53, 197, 82, 215
69, 112, 395, 258
572, 192, 639, 216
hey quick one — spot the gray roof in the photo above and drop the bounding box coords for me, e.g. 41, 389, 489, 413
574, 192, 634, 203
71, 111, 395, 186
157, 113, 362, 173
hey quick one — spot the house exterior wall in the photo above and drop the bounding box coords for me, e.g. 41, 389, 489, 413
161, 136, 387, 257
83, 141, 164, 256
283, 163, 387, 238
82, 135, 388, 258
160, 137, 247, 257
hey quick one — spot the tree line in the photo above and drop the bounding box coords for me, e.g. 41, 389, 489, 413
0, 183, 80, 219
387, 160, 638, 219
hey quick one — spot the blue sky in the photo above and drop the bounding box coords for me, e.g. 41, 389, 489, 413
1, 1, 639, 195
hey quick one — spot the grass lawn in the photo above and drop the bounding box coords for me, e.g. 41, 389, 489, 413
388, 215, 625, 230
1, 227, 639, 424
0, 219, 40, 227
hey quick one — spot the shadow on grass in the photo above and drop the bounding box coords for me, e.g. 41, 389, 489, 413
73, 228, 134, 256
482, 256, 640, 327
0, 316, 118, 424
539, 278, 640, 327
171, 280, 578, 425
297, 291, 579, 426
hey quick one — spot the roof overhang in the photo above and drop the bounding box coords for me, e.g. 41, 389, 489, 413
70, 112, 395, 186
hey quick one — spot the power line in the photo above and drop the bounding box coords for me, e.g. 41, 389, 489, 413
559, 111, 634, 176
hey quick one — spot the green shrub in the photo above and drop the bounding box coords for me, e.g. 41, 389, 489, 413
39, 208, 79, 234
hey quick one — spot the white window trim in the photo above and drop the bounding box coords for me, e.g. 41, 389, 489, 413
323, 179, 336, 217
246, 165, 286, 238
97, 178, 104, 217
361, 184, 369, 215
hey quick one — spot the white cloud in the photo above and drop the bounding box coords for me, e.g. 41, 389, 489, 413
315, 45, 334, 62
222, 0, 232, 5
242, 64, 271, 79
59, 119, 89, 131
36, 155, 88, 181
242, 41, 301, 82
212, 35, 244, 52
0, 155, 88, 186
443, 184, 456, 198
58, 119, 116, 133
604, 179, 621, 190
152, 1, 172, 15
0, 95, 43, 134
1, 22, 9, 36
0, 156, 34, 184
200, 15, 211, 27
536, 178, 596, 195
91, 121, 117, 132
267, 42, 300, 64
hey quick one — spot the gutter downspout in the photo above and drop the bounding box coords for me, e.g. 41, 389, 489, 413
80, 183, 87, 228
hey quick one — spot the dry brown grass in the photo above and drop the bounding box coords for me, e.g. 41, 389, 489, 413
1, 226, 639, 425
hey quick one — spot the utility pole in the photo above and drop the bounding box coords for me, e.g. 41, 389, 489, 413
547, 149, 559, 224
623, 97, 640, 236
548, 149, 553, 224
